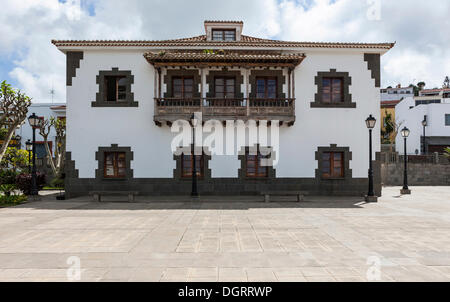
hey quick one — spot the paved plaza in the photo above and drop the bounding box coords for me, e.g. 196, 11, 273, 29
0, 186, 450, 282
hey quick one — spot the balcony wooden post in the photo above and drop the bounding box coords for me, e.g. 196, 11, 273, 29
292, 68, 295, 115
154, 67, 158, 115
157, 67, 162, 99
288, 68, 292, 99
200, 68, 204, 112
245, 68, 250, 116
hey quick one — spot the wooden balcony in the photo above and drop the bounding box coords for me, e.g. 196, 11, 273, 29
154, 98, 296, 126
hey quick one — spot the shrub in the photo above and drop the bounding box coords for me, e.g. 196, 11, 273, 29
0, 194, 27, 205
0, 169, 19, 185
444, 147, 450, 158
15, 173, 46, 195
0, 184, 17, 196
50, 177, 65, 188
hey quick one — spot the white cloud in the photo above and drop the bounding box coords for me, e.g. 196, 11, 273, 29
0, 0, 448, 102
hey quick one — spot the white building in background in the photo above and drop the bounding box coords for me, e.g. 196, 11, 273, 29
52, 20, 394, 198
395, 91, 450, 155
380, 85, 414, 101
415, 88, 450, 105
18, 103, 66, 158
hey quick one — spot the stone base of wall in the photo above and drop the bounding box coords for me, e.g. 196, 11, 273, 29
66, 177, 381, 199
381, 163, 450, 186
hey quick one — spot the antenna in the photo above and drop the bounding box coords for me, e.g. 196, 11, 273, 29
50, 82, 55, 104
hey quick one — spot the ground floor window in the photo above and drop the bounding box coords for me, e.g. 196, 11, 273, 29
321, 151, 344, 179
104, 152, 126, 178
246, 149, 270, 178
181, 153, 204, 178
316, 145, 352, 181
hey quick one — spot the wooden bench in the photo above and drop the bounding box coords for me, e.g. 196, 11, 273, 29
261, 191, 307, 203
89, 191, 139, 203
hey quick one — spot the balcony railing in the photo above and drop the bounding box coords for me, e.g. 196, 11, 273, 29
154, 97, 295, 124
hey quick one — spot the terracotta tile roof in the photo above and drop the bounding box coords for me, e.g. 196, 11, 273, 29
52, 35, 395, 50
204, 20, 243, 24
421, 88, 450, 93
50, 105, 67, 110
381, 100, 403, 107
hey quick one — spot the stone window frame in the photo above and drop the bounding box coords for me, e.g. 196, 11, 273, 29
315, 144, 352, 181
310, 69, 356, 108
238, 144, 276, 180
249, 69, 286, 99
173, 145, 212, 181
95, 144, 134, 180
92, 68, 138, 107
206, 70, 244, 99
164, 69, 201, 98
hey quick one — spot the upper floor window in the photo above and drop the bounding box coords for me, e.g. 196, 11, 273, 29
321, 151, 344, 179
322, 77, 343, 103
212, 29, 236, 41
93, 68, 138, 108
104, 152, 126, 178
215, 77, 235, 98
311, 69, 355, 108
173, 77, 194, 98
256, 77, 277, 99
445, 114, 450, 126
105, 76, 127, 102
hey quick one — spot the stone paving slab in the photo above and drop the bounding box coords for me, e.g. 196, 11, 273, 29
0, 186, 449, 282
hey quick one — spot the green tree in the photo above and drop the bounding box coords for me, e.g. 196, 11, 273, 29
444, 147, 450, 158
0, 147, 31, 172
443, 77, 450, 89
0, 81, 31, 163
39, 117, 66, 178
383, 111, 404, 153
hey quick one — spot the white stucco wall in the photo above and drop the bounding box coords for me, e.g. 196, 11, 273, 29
277, 51, 380, 178
395, 97, 450, 154
67, 49, 380, 179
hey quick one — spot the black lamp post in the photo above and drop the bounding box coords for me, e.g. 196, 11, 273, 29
25, 139, 32, 174
190, 113, 199, 198
422, 118, 427, 155
28, 113, 41, 196
365, 115, 377, 202
401, 127, 411, 195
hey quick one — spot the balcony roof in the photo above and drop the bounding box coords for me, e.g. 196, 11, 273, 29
144, 51, 306, 67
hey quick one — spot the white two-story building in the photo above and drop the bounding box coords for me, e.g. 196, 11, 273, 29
395, 88, 450, 155
52, 20, 393, 198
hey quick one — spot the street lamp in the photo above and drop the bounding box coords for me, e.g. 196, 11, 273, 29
25, 139, 32, 174
365, 115, 377, 202
421, 118, 427, 155
28, 113, 41, 196
401, 127, 411, 195
190, 113, 199, 198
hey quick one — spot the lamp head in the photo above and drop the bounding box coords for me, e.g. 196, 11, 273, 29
365, 115, 376, 129
401, 127, 410, 138
28, 113, 41, 128
190, 113, 198, 127
25, 139, 32, 151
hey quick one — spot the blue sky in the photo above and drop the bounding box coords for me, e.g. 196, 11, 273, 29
0, 0, 449, 102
